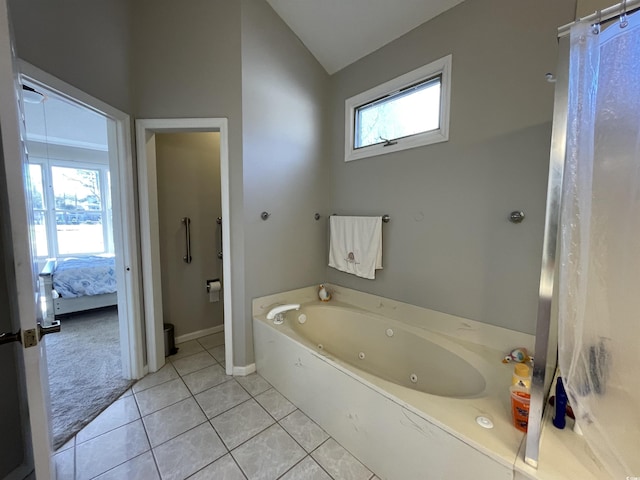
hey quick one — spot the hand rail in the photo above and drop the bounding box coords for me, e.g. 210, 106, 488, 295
182, 217, 192, 264
216, 216, 222, 259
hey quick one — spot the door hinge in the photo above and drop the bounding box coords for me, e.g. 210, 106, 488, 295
23, 328, 37, 348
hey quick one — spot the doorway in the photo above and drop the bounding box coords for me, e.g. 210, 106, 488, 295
19, 63, 143, 448
137, 119, 233, 375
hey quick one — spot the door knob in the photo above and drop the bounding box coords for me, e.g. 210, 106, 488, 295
0, 330, 21, 346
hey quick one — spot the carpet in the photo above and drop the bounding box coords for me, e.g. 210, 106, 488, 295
44, 307, 134, 449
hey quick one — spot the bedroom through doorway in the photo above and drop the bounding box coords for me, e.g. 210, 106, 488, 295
21, 79, 134, 449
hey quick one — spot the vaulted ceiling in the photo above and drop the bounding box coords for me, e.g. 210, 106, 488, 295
265, 0, 467, 74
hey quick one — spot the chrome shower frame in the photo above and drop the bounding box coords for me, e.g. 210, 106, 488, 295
524, 34, 570, 468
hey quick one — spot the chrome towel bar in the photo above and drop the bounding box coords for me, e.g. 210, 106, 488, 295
331, 213, 390, 223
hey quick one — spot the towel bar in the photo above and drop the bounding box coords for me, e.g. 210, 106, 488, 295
331, 214, 390, 223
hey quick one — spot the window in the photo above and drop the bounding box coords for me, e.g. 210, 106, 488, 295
345, 54, 451, 162
27, 158, 113, 258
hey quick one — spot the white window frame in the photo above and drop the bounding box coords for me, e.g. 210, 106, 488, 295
28, 154, 114, 258
345, 54, 452, 162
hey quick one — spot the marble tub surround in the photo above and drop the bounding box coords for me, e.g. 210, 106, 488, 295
253, 286, 540, 479
53, 332, 379, 480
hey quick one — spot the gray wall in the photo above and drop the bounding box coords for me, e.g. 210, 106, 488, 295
576, 0, 609, 17
130, 0, 249, 364
240, 0, 330, 362
8, 0, 131, 113
156, 133, 223, 337
7, 0, 579, 367
327, 0, 576, 334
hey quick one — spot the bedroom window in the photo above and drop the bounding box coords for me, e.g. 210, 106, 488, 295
345, 54, 452, 162
52, 166, 106, 254
28, 159, 113, 258
28, 163, 49, 257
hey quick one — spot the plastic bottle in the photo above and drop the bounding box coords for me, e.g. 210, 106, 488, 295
553, 377, 568, 429
510, 363, 532, 432
512, 363, 531, 389
510, 384, 531, 433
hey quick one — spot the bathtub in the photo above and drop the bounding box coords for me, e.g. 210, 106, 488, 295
253, 285, 535, 480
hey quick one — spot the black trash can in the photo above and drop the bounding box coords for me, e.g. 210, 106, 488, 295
164, 323, 177, 356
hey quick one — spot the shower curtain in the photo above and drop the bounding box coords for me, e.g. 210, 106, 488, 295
559, 12, 640, 479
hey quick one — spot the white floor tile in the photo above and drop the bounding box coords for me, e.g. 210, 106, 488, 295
171, 351, 216, 376
133, 363, 179, 394
280, 457, 332, 480
279, 410, 329, 453
232, 424, 306, 480
236, 373, 271, 396
181, 363, 230, 395
207, 345, 225, 363
211, 399, 274, 449
169, 339, 205, 361
143, 397, 207, 447
188, 453, 245, 480
135, 378, 191, 416
153, 422, 226, 480
94, 452, 160, 480
119, 388, 133, 399
75, 420, 150, 480
54, 447, 74, 480
195, 379, 250, 418
311, 439, 372, 480
255, 388, 296, 420
55, 436, 75, 454
76, 395, 140, 444
197, 332, 225, 350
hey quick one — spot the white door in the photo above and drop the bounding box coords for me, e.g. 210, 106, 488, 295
0, 0, 54, 478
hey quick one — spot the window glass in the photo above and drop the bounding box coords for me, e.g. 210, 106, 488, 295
355, 77, 441, 149
345, 54, 451, 162
28, 163, 48, 257
51, 166, 104, 254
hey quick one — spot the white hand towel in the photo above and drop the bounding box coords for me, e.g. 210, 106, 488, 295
329, 216, 382, 279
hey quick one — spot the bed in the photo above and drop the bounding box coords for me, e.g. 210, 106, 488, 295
39, 255, 118, 323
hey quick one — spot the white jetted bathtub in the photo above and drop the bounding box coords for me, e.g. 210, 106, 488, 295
253, 285, 535, 480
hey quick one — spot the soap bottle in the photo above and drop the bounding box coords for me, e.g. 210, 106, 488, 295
553, 377, 568, 429
512, 363, 531, 389
510, 363, 532, 433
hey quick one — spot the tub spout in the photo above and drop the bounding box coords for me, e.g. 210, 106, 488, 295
266, 304, 300, 325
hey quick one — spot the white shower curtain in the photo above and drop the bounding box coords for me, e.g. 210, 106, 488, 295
559, 13, 640, 479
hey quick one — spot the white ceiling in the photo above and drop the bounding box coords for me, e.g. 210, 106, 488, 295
265, 0, 467, 74
23, 86, 108, 150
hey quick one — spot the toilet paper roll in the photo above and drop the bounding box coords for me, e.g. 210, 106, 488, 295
207, 280, 221, 302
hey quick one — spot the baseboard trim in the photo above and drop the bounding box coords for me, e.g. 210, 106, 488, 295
233, 363, 256, 376
175, 324, 224, 345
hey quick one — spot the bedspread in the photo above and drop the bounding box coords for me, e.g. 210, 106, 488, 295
53, 255, 117, 298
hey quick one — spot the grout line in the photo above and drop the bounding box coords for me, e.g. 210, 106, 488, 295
73, 438, 76, 480
75, 393, 143, 447
214, 416, 275, 452
274, 455, 309, 480
150, 418, 211, 450
228, 452, 249, 480
87, 450, 155, 480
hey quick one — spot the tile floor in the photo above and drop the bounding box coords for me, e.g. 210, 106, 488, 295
54, 332, 380, 480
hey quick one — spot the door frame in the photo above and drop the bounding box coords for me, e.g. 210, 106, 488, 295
19, 60, 145, 380
136, 118, 233, 375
